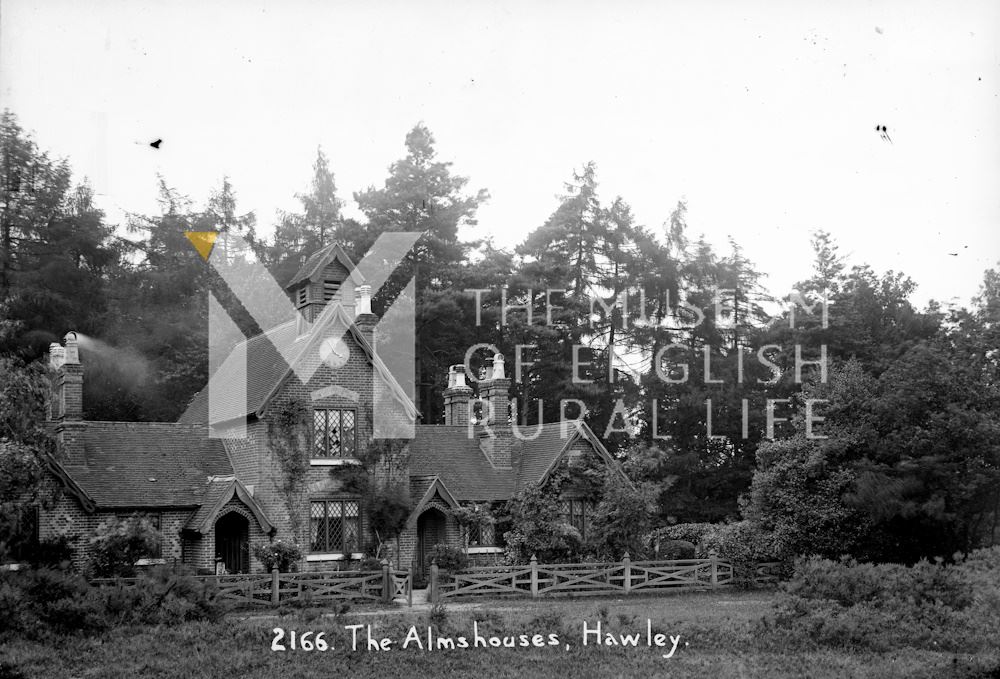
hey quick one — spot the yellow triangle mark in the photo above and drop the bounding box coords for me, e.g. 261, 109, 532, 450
185, 232, 218, 261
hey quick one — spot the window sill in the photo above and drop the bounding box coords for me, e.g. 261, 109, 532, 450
309, 458, 362, 467
464, 547, 504, 554
306, 553, 365, 562
135, 558, 166, 566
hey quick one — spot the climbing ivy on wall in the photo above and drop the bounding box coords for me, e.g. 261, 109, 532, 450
268, 399, 310, 535
333, 433, 412, 555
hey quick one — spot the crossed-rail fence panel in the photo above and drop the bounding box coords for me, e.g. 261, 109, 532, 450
91, 567, 413, 607
433, 557, 758, 602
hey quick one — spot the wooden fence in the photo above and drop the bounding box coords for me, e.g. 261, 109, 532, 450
430, 554, 778, 603
91, 563, 413, 608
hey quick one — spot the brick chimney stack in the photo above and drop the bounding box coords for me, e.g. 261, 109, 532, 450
49, 332, 85, 464
479, 353, 510, 427
477, 352, 513, 468
442, 365, 473, 426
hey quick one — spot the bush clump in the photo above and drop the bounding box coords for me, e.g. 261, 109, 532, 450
658, 539, 696, 560
756, 547, 1000, 652
252, 540, 302, 572
700, 520, 786, 587
0, 563, 226, 640
87, 515, 161, 578
427, 543, 467, 575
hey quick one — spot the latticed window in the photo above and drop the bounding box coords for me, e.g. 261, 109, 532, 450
560, 499, 592, 540
467, 522, 495, 547
310, 500, 360, 553
313, 408, 356, 457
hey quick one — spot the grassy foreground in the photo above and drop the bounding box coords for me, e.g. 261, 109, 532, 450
2, 591, 998, 678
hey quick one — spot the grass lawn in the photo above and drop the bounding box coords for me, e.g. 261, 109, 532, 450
3, 590, 998, 678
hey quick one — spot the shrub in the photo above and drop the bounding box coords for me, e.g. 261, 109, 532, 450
22, 535, 75, 569
354, 557, 384, 572
700, 520, 784, 587
0, 562, 227, 639
428, 603, 449, 628
127, 563, 227, 625
87, 515, 161, 578
586, 476, 658, 560
756, 547, 1000, 652
0, 567, 107, 638
502, 483, 583, 564
252, 540, 302, 572
427, 544, 467, 575
658, 539, 696, 560
367, 483, 411, 543
648, 522, 717, 547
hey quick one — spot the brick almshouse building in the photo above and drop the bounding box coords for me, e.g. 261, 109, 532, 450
36, 243, 622, 575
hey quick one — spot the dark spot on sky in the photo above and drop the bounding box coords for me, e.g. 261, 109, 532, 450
149, 139, 162, 149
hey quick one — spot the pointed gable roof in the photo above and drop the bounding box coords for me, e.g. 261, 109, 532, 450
284, 243, 364, 289
405, 475, 461, 528
183, 476, 275, 535
179, 303, 418, 425
408, 420, 626, 503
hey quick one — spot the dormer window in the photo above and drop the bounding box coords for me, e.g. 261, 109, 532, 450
296, 287, 307, 307
323, 280, 340, 302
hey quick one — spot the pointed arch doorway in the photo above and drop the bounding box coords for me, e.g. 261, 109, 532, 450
416, 507, 447, 579
215, 511, 250, 574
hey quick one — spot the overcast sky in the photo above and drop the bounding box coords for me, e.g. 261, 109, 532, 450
2, 0, 998, 309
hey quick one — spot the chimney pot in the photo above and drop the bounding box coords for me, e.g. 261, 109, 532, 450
448, 364, 467, 389
49, 343, 65, 370
63, 332, 80, 364
356, 284, 373, 318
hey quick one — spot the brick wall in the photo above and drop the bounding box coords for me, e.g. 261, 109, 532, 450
255, 327, 378, 563
36, 475, 192, 573
397, 495, 461, 572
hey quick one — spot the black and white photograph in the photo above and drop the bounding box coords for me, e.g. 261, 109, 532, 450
1, 1, 998, 677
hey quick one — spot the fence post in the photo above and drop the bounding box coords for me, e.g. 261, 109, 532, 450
709, 551, 718, 589
407, 570, 413, 608
623, 552, 631, 595
429, 559, 439, 604
530, 555, 538, 598
382, 559, 391, 603
271, 567, 279, 606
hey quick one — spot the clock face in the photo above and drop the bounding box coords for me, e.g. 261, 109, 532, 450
319, 337, 350, 368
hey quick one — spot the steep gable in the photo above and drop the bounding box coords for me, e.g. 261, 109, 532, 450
179, 304, 418, 426
408, 420, 626, 503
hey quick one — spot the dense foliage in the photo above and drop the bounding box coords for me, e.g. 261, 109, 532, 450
86, 515, 162, 578
757, 547, 1000, 652
2, 107, 998, 569
0, 563, 225, 640
251, 540, 303, 572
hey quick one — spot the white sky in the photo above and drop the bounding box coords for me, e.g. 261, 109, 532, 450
2, 0, 998, 309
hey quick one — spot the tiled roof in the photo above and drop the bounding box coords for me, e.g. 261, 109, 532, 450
516, 421, 585, 492
178, 305, 418, 426
408, 421, 598, 502
57, 422, 233, 508
178, 321, 299, 424
409, 426, 516, 502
